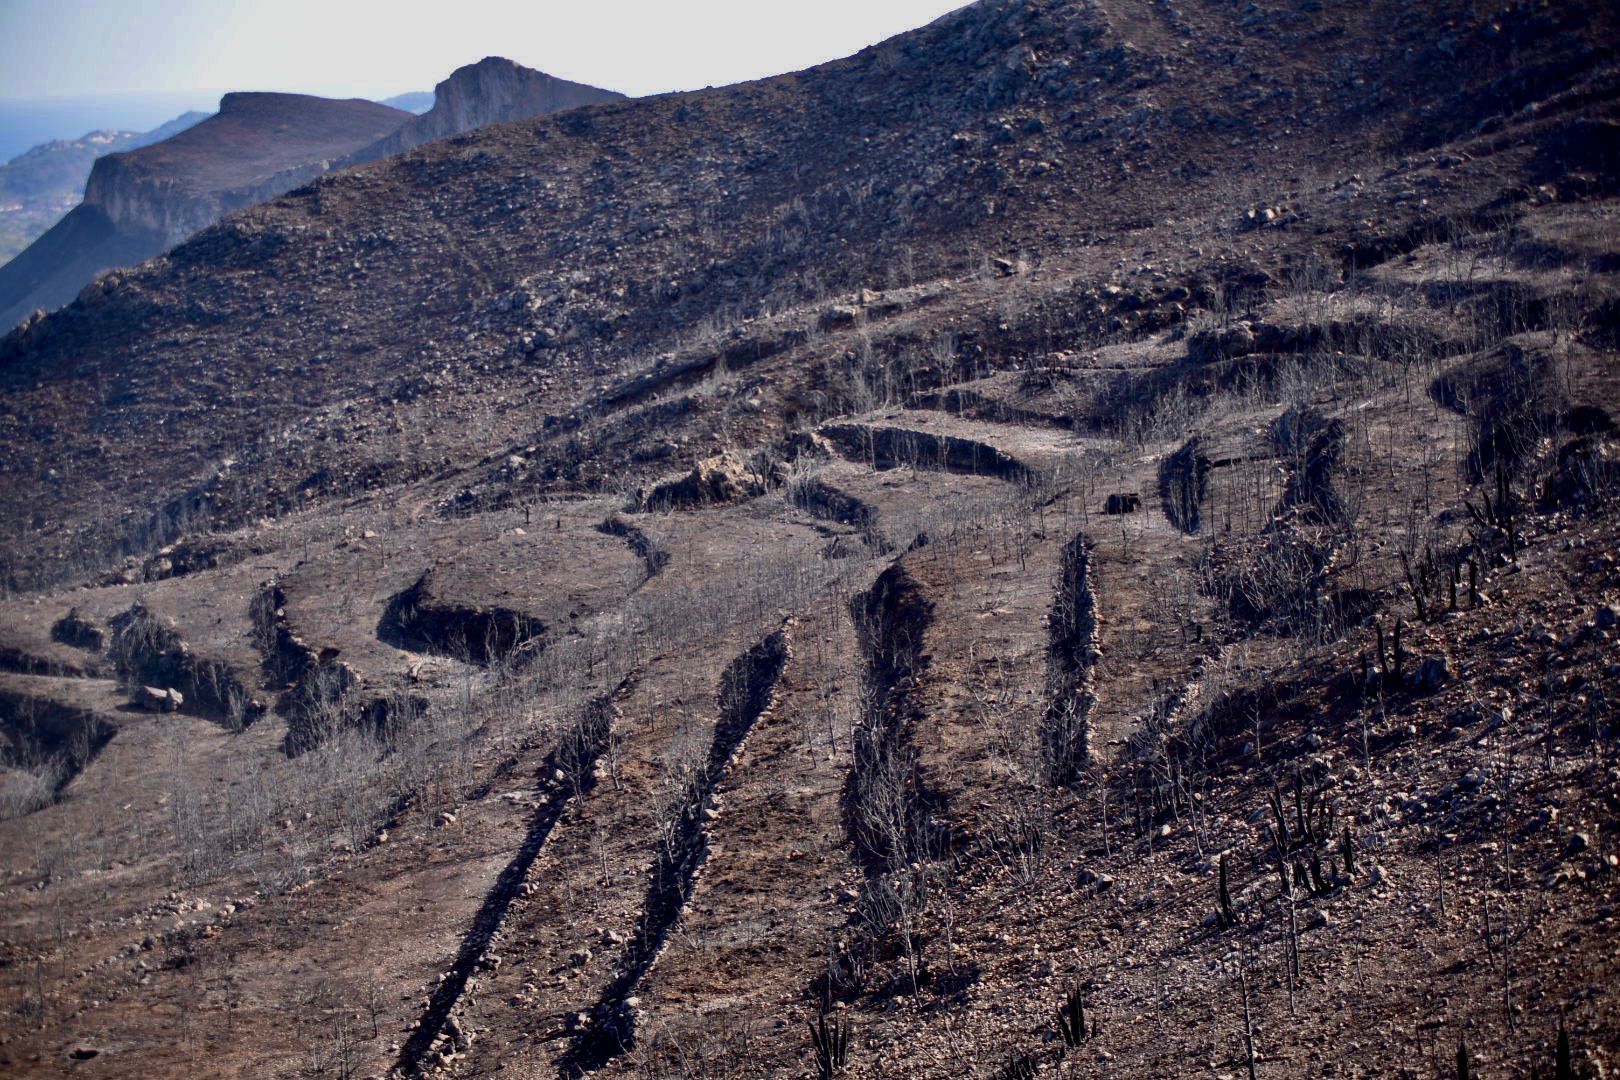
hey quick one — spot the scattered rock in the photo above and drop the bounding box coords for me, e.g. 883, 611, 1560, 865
1240, 205, 1298, 230
1187, 321, 1255, 364
1525, 808, 1559, 833
51, 608, 106, 652
1410, 657, 1449, 693
820, 303, 861, 329
643, 450, 768, 510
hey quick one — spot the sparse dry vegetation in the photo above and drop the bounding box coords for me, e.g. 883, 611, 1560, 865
1, 0, 1618, 1077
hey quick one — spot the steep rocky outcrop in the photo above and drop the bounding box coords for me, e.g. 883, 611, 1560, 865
344, 57, 622, 167
0, 93, 408, 330
641, 451, 770, 511
82, 93, 410, 245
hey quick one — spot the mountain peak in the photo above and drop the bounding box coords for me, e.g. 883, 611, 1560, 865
343, 57, 623, 167
461, 55, 527, 74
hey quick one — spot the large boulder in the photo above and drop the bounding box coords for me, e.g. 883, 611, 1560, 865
133, 685, 184, 712
643, 451, 769, 510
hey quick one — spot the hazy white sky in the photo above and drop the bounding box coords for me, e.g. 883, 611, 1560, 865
0, 0, 971, 101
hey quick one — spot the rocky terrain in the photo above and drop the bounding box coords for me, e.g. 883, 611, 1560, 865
345, 58, 624, 168
0, 93, 409, 332
0, 112, 208, 265
0, 59, 622, 336
0, 0, 1618, 1077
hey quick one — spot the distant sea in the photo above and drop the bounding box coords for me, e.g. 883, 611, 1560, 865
0, 93, 221, 162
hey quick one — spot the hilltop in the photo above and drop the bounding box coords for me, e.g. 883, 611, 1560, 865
345, 57, 624, 167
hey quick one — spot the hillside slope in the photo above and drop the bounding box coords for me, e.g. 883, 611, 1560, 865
0, 0, 1614, 588
0, 1, 1617, 1077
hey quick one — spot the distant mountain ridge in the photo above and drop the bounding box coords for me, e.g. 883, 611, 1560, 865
0, 61, 621, 331
0, 94, 217, 162
81, 92, 409, 246
379, 91, 435, 115
0, 113, 208, 201
0, 93, 407, 331
344, 57, 623, 167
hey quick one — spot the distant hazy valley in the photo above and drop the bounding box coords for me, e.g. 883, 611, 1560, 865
0, 112, 206, 264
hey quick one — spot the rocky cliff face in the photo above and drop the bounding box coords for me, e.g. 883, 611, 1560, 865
81, 151, 338, 247
344, 57, 623, 166
0, 93, 408, 330
82, 92, 409, 247
79, 155, 221, 247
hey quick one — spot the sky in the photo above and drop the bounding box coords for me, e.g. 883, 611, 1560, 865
0, 0, 970, 103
